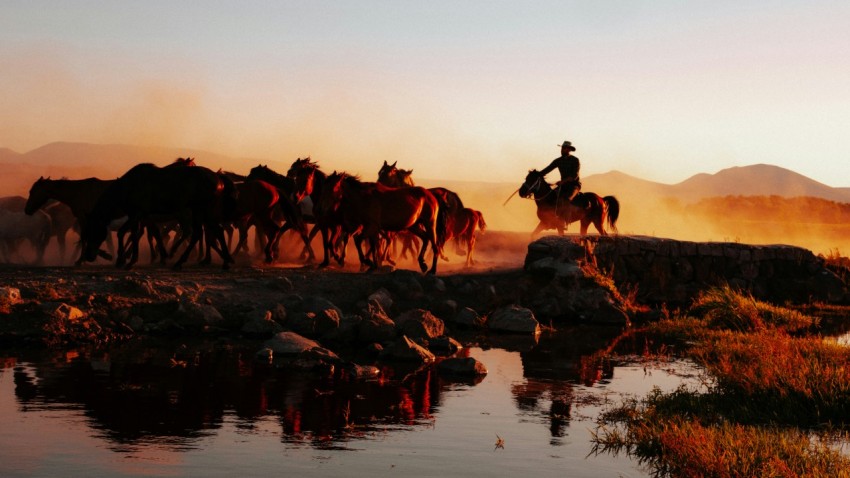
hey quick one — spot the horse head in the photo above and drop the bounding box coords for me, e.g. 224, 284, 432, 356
291, 165, 315, 203
378, 161, 414, 187
519, 170, 547, 198
25, 177, 50, 215
316, 171, 346, 215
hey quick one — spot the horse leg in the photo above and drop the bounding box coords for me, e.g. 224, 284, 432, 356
465, 232, 477, 267
209, 223, 234, 269
353, 233, 373, 271
531, 222, 547, 240
125, 223, 146, 270
257, 215, 282, 264
172, 222, 201, 270
318, 226, 332, 268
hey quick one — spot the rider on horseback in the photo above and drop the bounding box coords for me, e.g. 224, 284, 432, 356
540, 140, 583, 229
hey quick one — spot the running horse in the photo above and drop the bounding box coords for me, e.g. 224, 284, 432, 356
286, 158, 350, 267
519, 169, 619, 238
80, 162, 235, 269
378, 161, 485, 267
25, 177, 116, 264
319, 172, 446, 274
247, 164, 315, 261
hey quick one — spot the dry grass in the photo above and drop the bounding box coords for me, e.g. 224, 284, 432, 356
592, 285, 850, 476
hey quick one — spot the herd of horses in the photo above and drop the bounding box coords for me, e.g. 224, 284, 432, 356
0, 157, 619, 274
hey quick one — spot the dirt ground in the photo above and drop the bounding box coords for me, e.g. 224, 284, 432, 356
0, 230, 537, 346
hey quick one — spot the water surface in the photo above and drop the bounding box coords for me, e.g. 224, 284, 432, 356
0, 332, 703, 478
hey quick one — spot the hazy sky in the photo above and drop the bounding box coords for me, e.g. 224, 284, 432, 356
2, 1, 849, 185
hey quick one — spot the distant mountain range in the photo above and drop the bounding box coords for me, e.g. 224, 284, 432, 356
2, 142, 849, 207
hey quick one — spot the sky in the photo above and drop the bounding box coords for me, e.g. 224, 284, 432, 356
1, 0, 849, 186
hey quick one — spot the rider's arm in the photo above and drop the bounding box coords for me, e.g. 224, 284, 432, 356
539, 158, 558, 177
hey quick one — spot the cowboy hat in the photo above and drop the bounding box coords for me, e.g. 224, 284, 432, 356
558, 141, 576, 152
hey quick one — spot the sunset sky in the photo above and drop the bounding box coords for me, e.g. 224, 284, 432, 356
2, 1, 849, 186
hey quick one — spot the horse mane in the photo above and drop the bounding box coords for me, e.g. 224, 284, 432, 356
174, 157, 196, 166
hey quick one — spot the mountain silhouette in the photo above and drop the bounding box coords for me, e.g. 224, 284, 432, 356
2, 142, 848, 208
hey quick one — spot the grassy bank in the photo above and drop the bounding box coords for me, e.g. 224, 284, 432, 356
592, 285, 850, 477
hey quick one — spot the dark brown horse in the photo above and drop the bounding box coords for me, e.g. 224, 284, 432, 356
319, 172, 445, 274
25, 177, 116, 264
247, 164, 315, 261
287, 158, 353, 266
226, 178, 287, 263
81, 162, 234, 269
519, 169, 619, 237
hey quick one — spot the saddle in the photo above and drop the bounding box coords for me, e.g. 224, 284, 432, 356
571, 192, 592, 210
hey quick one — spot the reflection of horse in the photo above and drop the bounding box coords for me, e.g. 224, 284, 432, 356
81, 162, 235, 269
519, 169, 619, 237
319, 172, 446, 274
378, 161, 485, 267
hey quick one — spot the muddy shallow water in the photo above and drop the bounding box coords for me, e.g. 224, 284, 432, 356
0, 331, 705, 478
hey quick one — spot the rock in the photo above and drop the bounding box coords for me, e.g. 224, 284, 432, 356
381, 336, 435, 363
0, 287, 23, 306
241, 310, 285, 337
266, 276, 294, 292
290, 308, 341, 337
487, 305, 541, 335
343, 363, 382, 380
451, 307, 486, 329
263, 331, 337, 359
437, 357, 488, 377
322, 314, 363, 343
427, 336, 463, 356
358, 303, 396, 344
368, 288, 394, 311
432, 299, 457, 320
41, 302, 85, 321
302, 296, 343, 318
394, 308, 445, 340
176, 298, 223, 329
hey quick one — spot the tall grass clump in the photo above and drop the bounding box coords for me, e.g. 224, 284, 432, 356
693, 330, 850, 426
594, 394, 850, 478
688, 285, 818, 333
592, 284, 850, 476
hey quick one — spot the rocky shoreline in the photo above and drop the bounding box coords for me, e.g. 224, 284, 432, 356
3, 235, 847, 382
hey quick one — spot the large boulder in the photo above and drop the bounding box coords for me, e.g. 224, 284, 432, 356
394, 308, 445, 340
487, 305, 540, 335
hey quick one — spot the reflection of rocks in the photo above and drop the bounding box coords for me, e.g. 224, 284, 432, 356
9, 341, 446, 450
437, 357, 487, 378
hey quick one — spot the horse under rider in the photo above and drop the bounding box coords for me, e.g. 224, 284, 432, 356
539, 140, 582, 229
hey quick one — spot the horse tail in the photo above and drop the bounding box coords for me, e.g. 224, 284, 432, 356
435, 199, 449, 256
475, 210, 487, 232
604, 196, 620, 233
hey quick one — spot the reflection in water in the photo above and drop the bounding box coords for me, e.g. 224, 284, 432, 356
0, 329, 698, 477
8, 341, 451, 452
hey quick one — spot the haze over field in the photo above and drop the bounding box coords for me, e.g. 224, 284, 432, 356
2, 141, 849, 259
